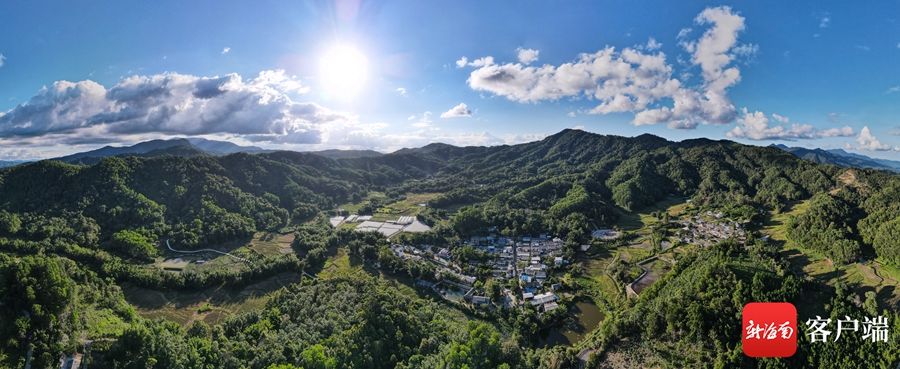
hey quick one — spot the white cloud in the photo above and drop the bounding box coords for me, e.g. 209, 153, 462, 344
462, 6, 748, 130
819, 16, 830, 28
645, 38, 662, 51
440, 103, 473, 118
0, 54, 5, 68
567, 111, 577, 118
886, 85, 900, 94
818, 126, 855, 137
856, 126, 895, 151
0, 70, 357, 145
410, 111, 433, 128
468, 56, 494, 67
455, 57, 469, 68
516, 48, 540, 64
726, 109, 854, 140
396, 87, 407, 96
222, 47, 231, 55
771, 113, 790, 123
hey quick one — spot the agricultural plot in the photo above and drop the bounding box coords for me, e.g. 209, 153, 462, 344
123, 272, 302, 325
155, 232, 295, 274
614, 195, 687, 232
317, 248, 365, 280
629, 258, 672, 295
338, 192, 441, 221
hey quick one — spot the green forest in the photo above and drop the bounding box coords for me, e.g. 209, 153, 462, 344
0, 129, 897, 368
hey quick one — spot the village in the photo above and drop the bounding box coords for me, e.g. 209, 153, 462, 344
334, 201, 751, 316
389, 231, 569, 313
675, 210, 749, 247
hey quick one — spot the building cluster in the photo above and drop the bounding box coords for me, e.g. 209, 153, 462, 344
390, 233, 567, 313
677, 211, 747, 246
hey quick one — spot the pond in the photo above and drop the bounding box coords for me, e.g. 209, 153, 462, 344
539, 300, 605, 347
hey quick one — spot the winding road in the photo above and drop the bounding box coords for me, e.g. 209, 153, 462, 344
165, 239, 249, 263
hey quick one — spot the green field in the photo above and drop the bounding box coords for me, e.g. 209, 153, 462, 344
338, 192, 441, 221
123, 272, 301, 325
614, 195, 686, 232
154, 232, 295, 274
763, 200, 811, 242
317, 248, 365, 280
576, 250, 624, 309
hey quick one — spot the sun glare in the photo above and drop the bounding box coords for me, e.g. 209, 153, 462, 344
319, 44, 368, 99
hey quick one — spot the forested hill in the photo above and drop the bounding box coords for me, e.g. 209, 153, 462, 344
1, 128, 899, 368
1, 128, 896, 250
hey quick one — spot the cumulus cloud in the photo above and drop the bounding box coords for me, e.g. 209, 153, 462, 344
516, 48, 540, 64
0, 70, 359, 145
856, 126, 896, 151
222, 47, 231, 55
461, 6, 750, 129
440, 103, 472, 118
726, 109, 854, 140
886, 85, 900, 94
455, 57, 469, 68
0, 53, 5, 68
396, 87, 407, 96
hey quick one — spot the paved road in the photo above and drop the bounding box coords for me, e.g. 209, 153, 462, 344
165, 239, 248, 263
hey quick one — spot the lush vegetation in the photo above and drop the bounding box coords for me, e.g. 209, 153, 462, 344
0, 129, 898, 368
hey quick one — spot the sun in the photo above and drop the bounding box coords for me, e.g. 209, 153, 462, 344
319, 44, 369, 99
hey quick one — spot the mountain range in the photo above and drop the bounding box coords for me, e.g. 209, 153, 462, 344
771, 144, 900, 172
4, 135, 899, 173
48, 138, 384, 164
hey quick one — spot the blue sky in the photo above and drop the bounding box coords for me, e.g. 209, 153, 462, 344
0, 0, 899, 160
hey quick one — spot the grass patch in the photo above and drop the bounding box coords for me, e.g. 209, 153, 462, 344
247, 232, 295, 257
615, 195, 686, 233
762, 200, 811, 242
337, 192, 388, 214
83, 308, 130, 338
618, 246, 653, 263
317, 248, 364, 280
577, 252, 625, 309
122, 272, 301, 325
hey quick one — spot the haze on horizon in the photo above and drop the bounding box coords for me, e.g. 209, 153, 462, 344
0, 0, 899, 160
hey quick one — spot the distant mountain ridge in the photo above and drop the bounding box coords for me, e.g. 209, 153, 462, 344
307, 149, 383, 159
0, 160, 28, 168
53, 138, 266, 164
771, 144, 900, 172
31, 135, 900, 172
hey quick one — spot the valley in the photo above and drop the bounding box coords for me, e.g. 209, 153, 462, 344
0, 129, 898, 368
